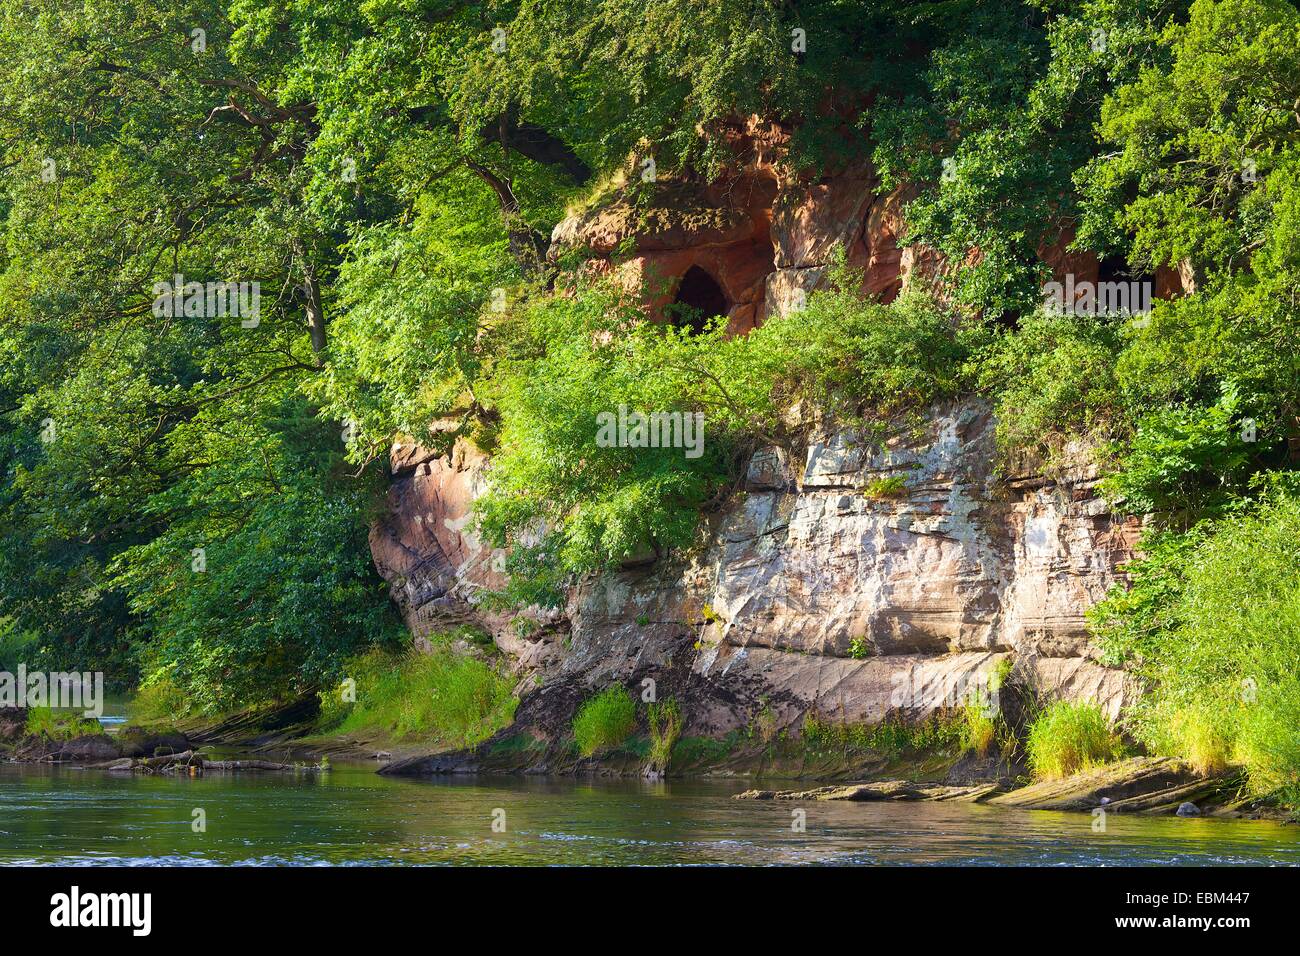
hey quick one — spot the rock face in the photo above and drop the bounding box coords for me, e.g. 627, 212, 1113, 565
368, 439, 512, 652
370, 125, 1146, 755
371, 402, 1142, 747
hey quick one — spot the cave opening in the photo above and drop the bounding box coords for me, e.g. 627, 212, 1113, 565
669, 265, 730, 335
1097, 253, 1133, 284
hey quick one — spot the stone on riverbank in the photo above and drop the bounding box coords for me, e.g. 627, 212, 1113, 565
735, 780, 999, 802
732, 755, 1243, 815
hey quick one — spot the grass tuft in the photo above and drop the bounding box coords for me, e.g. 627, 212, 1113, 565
862, 475, 909, 499
647, 698, 683, 771
321, 643, 517, 748
959, 693, 998, 758
24, 706, 102, 740
1025, 700, 1121, 780
572, 686, 637, 757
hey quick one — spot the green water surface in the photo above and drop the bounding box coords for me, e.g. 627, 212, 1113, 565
2, 759, 1297, 865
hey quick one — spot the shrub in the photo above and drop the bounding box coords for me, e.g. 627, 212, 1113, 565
1097, 389, 1255, 523
647, 698, 683, 771
862, 475, 909, 499
847, 637, 871, 659
965, 311, 1126, 465
572, 686, 638, 756
1025, 701, 1121, 780
1091, 493, 1300, 803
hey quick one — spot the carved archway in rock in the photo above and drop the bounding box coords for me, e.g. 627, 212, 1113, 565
669, 265, 731, 334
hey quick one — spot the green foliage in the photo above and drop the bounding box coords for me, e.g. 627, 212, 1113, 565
571, 686, 638, 757
862, 476, 909, 500
1025, 701, 1122, 780
126, 681, 195, 723
1078, 0, 1300, 275
323, 643, 518, 749
1091, 494, 1300, 802
959, 694, 999, 758
874, 0, 1167, 316
475, 277, 964, 607
647, 698, 683, 772
1098, 396, 1254, 522
669, 733, 740, 768
0, 619, 36, 673
1, 0, 1299, 764
966, 311, 1128, 463
802, 713, 964, 757
126, 677, 193, 725
24, 706, 102, 741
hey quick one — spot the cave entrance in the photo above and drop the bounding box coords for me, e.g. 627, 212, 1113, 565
669, 265, 729, 335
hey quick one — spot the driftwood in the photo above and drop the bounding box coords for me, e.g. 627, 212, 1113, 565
203, 758, 319, 772
86, 749, 326, 775
139, 749, 198, 769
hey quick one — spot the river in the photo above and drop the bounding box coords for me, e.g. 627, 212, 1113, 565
2, 758, 1298, 865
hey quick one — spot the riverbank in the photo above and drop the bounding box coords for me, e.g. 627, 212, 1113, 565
3, 700, 1288, 823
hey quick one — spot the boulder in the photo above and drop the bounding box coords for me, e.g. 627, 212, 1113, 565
117, 727, 191, 759
0, 706, 25, 742
57, 734, 121, 762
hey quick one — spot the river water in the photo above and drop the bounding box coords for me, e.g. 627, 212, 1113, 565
2, 758, 1298, 865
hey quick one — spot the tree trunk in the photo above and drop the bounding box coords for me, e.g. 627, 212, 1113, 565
293, 238, 328, 359
465, 161, 548, 275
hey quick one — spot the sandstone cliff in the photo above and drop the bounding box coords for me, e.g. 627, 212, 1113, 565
369, 133, 1145, 766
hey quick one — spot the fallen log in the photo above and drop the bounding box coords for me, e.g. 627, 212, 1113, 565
138, 750, 201, 770
202, 759, 322, 771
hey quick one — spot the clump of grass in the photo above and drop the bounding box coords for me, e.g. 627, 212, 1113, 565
752, 699, 779, 745
647, 698, 683, 771
803, 712, 963, 757
1025, 700, 1121, 780
24, 707, 102, 740
959, 693, 998, 758
1161, 705, 1232, 777
572, 686, 637, 757
862, 475, 909, 499
325, 643, 518, 748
